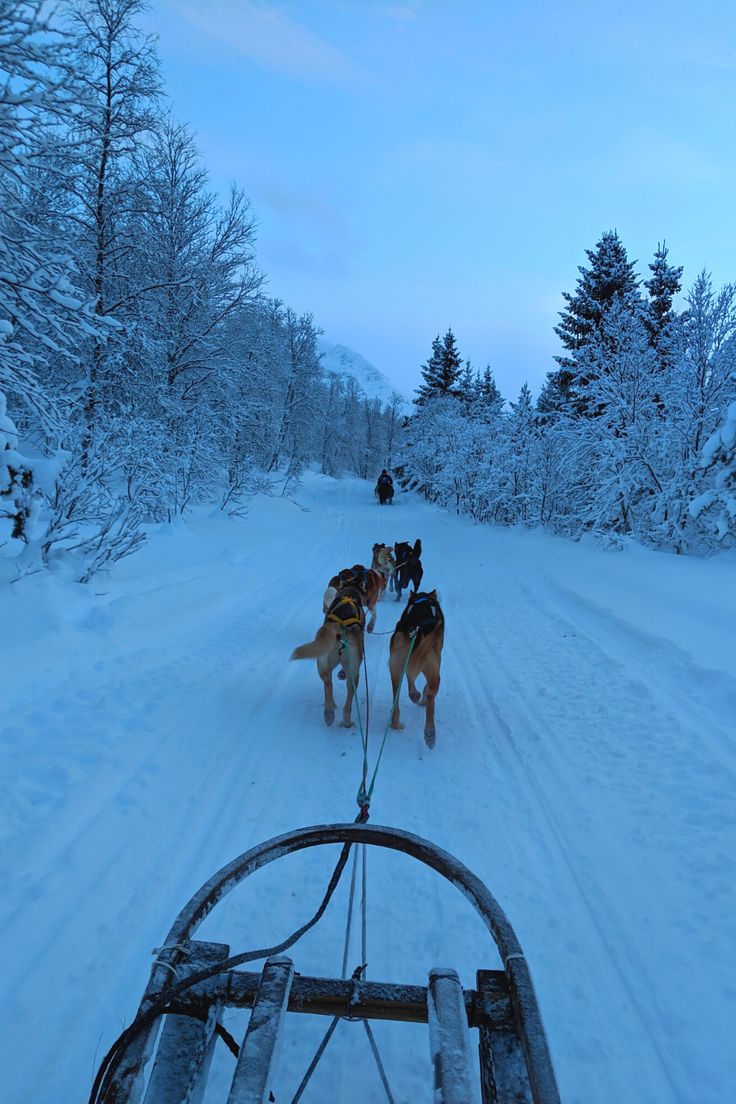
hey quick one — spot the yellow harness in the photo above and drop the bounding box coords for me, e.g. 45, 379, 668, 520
326, 595, 364, 628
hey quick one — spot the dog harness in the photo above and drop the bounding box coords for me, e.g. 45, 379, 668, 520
399, 594, 441, 636
326, 594, 364, 628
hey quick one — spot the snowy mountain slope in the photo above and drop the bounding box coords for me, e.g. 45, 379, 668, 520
1, 475, 734, 1103
317, 338, 408, 406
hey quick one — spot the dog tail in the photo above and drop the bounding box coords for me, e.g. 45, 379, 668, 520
290, 624, 336, 661
322, 585, 337, 613
413, 538, 422, 556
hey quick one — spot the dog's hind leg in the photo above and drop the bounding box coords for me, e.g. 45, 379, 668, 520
423, 666, 440, 749
318, 656, 336, 726
340, 642, 360, 728
388, 642, 406, 730
406, 654, 422, 704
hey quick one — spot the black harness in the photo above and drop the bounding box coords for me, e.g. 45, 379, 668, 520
397, 594, 442, 638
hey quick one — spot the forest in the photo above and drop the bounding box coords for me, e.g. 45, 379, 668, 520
400, 233, 736, 554
0, 0, 403, 581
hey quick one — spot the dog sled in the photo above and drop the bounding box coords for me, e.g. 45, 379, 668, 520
90, 822, 560, 1104
375, 472, 394, 505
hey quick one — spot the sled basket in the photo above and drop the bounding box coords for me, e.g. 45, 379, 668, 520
96, 823, 560, 1104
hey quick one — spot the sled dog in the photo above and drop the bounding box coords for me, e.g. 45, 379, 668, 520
389, 589, 444, 748
371, 543, 397, 591
322, 564, 385, 632
291, 585, 365, 728
393, 539, 423, 601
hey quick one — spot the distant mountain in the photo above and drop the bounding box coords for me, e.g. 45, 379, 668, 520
317, 339, 409, 408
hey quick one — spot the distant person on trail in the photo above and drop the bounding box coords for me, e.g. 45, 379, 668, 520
375, 469, 394, 505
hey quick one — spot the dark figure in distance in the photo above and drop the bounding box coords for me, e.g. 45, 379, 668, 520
375, 469, 394, 505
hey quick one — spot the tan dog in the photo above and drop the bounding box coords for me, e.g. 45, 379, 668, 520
292, 585, 365, 727
389, 590, 444, 748
322, 565, 385, 632
356, 565, 385, 631
371, 543, 396, 592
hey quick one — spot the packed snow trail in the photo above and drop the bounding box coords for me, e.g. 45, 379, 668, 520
1, 474, 734, 1103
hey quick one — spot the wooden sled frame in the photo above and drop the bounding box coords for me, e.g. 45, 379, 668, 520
107, 823, 561, 1104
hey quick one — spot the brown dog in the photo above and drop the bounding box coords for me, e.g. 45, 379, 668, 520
291, 585, 365, 727
389, 590, 444, 748
323, 564, 385, 632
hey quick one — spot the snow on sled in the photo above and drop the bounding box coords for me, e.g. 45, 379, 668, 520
90, 823, 560, 1104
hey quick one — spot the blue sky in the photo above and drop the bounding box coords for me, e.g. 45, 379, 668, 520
140, 1, 736, 400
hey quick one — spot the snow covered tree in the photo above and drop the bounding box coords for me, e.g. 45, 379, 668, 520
564, 301, 664, 537
536, 371, 566, 415
126, 117, 263, 514
415, 328, 463, 404
656, 271, 736, 548
0, 1, 106, 428
62, 0, 161, 459
548, 230, 641, 411
136, 119, 261, 393
456, 360, 475, 404
689, 401, 736, 544
507, 382, 537, 521
644, 241, 682, 350
266, 308, 322, 481
474, 366, 505, 420
643, 242, 683, 403
673, 272, 736, 458
0, 390, 33, 542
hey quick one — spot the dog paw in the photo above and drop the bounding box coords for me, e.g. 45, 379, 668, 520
424, 727, 436, 749
390, 721, 405, 730
340, 720, 354, 729
408, 689, 421, 704
324, 710, 335, 726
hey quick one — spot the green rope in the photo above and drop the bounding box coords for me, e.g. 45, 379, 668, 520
341, 629, 369, 804
358, 631, 417, 810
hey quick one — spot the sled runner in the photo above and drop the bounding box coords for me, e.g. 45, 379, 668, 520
91, 823, 560, 1104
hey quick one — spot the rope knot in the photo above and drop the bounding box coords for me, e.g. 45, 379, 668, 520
355, 787, 370, 822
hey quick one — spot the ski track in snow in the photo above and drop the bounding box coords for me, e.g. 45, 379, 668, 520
1, 475, 734, 1103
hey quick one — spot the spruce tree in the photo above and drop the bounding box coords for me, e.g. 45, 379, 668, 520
478, 366, 503, 407
536, 372, 566, 416
511, 381, 533, 417
415, 328, 463, 404
473, 366, 504, 421
457, 359, 475, 404
644, 242, 682, 331
551, 230, 641, 410
643, 241, 683, 374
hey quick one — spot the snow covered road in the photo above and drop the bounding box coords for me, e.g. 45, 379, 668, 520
2, 474, 734, 1102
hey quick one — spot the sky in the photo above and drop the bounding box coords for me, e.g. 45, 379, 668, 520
139, 0, 736, 400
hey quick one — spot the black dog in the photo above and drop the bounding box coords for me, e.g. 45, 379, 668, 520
393, 539, 423, 601
390, 589, 444, 748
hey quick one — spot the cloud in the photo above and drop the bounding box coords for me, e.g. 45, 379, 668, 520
243, 173, 362, 278
170, 0, 355, 82
245, 172, 359, 245
380, 2, 421, 22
